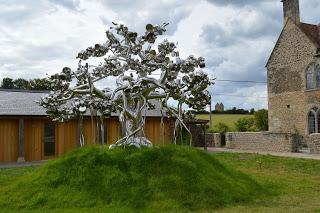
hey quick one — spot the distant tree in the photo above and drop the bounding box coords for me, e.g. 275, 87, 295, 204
14, 78, 30, 89
1, 77, 53, 90
235, 117, 255, 132
250, 108, 255, 114
254, 109, 268, 131
1, 77, 14, 89
29, 78, 52, 90
224, 107, 249, 115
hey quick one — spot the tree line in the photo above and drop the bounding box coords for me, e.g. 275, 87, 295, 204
192, 107, 256, 115
0, 77, 52, 90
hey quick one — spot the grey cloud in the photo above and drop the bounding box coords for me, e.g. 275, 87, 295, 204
99, 0, 133, 9
206, 0, 266, 7
201, 25, 238, 48
0, 0, 49, 25
205, 55, 226, 68
0, 38, 77, 81
48, 0, 80, 11
20, 44, 70, 61
99, 0, 196, 35
0, 0, 80, 26
300, 0, 320, 24
201, 6, 282, 46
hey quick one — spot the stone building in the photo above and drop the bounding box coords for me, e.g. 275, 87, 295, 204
267, 0, 320, 137
215, 102, 224, 112
205, 0, 320, 154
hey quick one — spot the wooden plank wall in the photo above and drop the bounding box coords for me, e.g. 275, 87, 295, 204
144, 118, 171, 145
24, 119, 44, 161
104, 118, 171, 145
83, 119, 99, 145
0, 119, 19, 162
0, 117, 172, 162
106, 118, 122, 144
56, 120, 78, 157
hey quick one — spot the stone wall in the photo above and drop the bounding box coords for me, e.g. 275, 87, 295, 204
225, 132, 297, 153
205, 133, 221, 147
306, 134, 320, 153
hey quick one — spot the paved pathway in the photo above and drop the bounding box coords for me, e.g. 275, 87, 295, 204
0, 160, 47, 169
205, 147, 320, 160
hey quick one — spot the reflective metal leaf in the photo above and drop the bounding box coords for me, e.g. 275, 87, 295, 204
146, 24, 154, 32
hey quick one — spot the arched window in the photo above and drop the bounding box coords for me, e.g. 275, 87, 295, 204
316, 65, 320, 88
306, 65, 314, 89
308, 111, 316, 134
317, 110, 320, 133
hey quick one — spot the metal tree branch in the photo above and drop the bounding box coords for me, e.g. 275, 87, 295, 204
40, 22, 212, 148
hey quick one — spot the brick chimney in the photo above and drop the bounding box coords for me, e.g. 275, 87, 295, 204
281, 0, 300, 25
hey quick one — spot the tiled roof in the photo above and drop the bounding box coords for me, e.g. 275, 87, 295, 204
300, 22, 320, 47
0, 89, 166, 117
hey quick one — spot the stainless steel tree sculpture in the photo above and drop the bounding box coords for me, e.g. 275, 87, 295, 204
40, 23, 211, 148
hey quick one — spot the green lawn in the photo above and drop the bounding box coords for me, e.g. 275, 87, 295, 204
0, 146, 264, 212
0, 150, 319, 212
214, 153, 320, 212
196, 114, 254, 131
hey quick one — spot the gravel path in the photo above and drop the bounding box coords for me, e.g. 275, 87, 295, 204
205, 147, 320, 160
0, 160, 47, 169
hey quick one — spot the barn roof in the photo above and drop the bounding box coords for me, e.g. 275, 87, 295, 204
0, 89, 166, 117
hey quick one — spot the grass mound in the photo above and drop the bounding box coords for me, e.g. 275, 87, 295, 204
0, 146, 265, 211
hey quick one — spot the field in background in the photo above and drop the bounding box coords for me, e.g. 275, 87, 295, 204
196, 114, 254, 131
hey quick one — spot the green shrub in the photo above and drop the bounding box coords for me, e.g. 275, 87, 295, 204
254, 109, 268, 131
211, 122, 230, 133
234, 117, 256, 132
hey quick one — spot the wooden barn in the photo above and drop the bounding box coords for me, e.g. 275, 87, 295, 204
0, 89, 174, 162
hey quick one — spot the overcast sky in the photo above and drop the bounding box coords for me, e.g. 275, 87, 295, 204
1, 0, 320, 110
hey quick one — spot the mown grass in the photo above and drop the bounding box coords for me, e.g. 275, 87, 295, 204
0, 146, 264, 212
1, 148, 319, 212
213, 153, 320, 212
196, 114, 253, 131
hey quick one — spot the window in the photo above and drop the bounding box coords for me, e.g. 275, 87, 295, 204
316, 65, 320, 88
44, 123, 55, 156
317, 110, 320, 133
306, 65, 314, 89
307, 107, 320, 134
306, 63, 320, 90
308, 111, 316, 134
